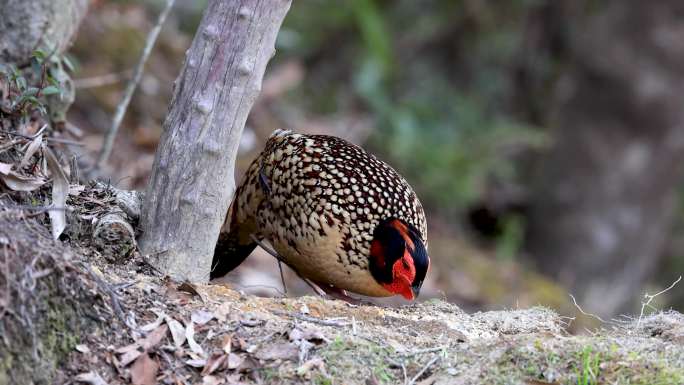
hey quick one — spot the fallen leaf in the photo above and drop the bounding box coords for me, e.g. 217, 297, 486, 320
69, 184, 86, 195
139, 324, 168, 351
239, 314, 263, 327
140, 312, 165, 332
0, 162, 12, 174
237, 356, 257, 373
119, 349, 142, 367
0, 171, 46, 191
44, 148, 68, 239
289, 327, 329, 344
201, 352, 227, 375
115, 343, 139, 354
163, 279, 193, 304
185, 358, 207, 368
130, 353, 158, 385
214, 302, 232, 322
74, 371, 108, 385
221, 334, 233, 354
191, 309, 215, 325
177, 281, 200, 296
75, 344, 91, 354
20, 133, 42, 168
186, 321, 205, 357
254, 342, 299, 361
167, 318, 186, 348
202, 376, 223, 385
226, 353, 243, 370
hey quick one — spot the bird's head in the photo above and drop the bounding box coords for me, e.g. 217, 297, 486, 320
369, 218, 429, 300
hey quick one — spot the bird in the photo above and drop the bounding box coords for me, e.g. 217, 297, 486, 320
211, 129, 429, 300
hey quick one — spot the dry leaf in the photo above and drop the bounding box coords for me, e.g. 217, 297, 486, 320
185, 358, 207, 368
140, 312, 166, 332
191, 310, 214, 325
69, 184, 86, 195
167, 318, 186, 348
0, 162, 12, 174
289, 327, 329, 344
140, 324, 168, 351
75, 344, 91, 354
74, 371, 108, 385
130, 353, 158, 385
177, 281, 199, 296
20, 133, 43, 167
221, 334, 233, 354
0, 171, 46, 191
201, 353, 227, 375
44, 148, 68, 239
202, 376, 224, 385
186, 321, 205, 357
226, 353, 243, 370
254, 342, 299, 361
115, 343, 139, 354
119, 349, 142, 367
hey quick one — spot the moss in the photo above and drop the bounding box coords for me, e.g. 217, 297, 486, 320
481, 337, 684, 385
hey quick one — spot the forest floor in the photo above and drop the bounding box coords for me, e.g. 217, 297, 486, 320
2, 196, 684, 385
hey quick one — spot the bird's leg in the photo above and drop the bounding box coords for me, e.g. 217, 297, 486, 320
276, 260, 287, 294
315, 284, 365, 305
249, 234, 330, 297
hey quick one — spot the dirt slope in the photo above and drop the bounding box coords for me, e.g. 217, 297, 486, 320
2, 206, 684, 385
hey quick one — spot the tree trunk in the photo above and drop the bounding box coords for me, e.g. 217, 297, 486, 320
138, 0, 291, 282
0, 0, 89, 64
528, 1, 684, 317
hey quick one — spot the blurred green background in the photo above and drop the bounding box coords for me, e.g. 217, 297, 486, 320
67, 0, 684, 321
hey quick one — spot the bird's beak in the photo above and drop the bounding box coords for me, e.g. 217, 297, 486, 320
411, 282, 422, 299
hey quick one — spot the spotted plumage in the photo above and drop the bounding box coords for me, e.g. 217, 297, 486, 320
212, 129, 429, 299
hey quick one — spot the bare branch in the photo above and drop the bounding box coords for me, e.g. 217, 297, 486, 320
95, 0, 176, 170
636, 276, 682, 329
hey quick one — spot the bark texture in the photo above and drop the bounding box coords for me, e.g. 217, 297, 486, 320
528, 1, 684, 317
139, 0, 291, 282
0, 0, 89, 64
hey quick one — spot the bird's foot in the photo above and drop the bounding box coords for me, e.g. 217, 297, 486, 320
316, 284, 368, 305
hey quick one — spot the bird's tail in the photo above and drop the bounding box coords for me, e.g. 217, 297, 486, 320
210, 200, 258, 279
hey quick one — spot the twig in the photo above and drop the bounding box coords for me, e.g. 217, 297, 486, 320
73, 70, 132, 89
82, 263, 131, 329
0, 245, 10, 321
271, 309, 351, 327
408, 355, 440, 385
569, 293, 607, 323
95, 0, 176, 170
47, 137, 84, 146
400, 346, 448, 357
3, 205, 72, 214
636, 275, 682, 329
0, 124, 48, 140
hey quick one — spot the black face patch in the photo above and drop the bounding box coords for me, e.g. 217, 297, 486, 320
407, 226, 429, 291
369, 218, 406, 284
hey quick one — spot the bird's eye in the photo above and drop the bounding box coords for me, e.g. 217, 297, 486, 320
401, 259, 410, 269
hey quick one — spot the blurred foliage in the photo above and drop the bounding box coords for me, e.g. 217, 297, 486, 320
278, 0, 549, 216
